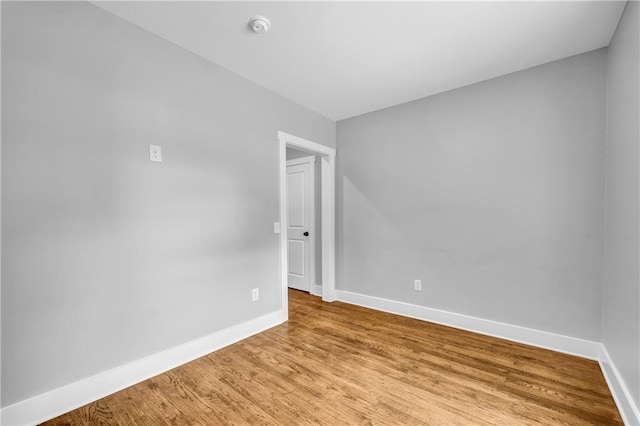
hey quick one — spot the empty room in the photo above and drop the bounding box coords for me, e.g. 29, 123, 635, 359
1, 1, 639, 425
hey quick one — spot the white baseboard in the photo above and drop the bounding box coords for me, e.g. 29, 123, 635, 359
311, 284, 323, 297
0, 310, 286, 426
336, 290, 640, 425
336, 290, 601, 360
599, 346, 640, 426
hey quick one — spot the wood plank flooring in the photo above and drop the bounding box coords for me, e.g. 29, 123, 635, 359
45, 289, 622, 425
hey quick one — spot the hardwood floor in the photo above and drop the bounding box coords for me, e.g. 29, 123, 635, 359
45, 289, 622, 425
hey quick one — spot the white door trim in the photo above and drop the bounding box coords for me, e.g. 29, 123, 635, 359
278, 131, 336, 320
286, 155, 315, 293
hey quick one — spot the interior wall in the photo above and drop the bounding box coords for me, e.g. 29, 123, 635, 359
337, 49, 607, 341
602, 0, 640, 408
1, 1, 335, 407
286, 147, 322, 287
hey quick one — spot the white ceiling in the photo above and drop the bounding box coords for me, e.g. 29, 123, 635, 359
94, 1, 626, 121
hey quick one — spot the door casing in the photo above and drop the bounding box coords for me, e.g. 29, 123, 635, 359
278, 131, 336, 319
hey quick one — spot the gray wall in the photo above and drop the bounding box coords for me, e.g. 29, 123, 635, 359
1, 1, 334, 407
286, 147, 311, 160
602, 0, 640, 408
337, 49, 607, 341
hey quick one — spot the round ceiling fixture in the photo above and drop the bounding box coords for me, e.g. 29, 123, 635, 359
248, 15, 270, 34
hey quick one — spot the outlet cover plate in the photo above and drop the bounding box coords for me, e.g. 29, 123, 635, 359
150, 145, 162, 162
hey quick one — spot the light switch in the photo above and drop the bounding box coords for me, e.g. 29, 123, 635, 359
273, 222, 281, 234
150, 145, 162, 162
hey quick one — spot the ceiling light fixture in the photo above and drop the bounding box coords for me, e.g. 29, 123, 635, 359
248, 15, 270, 34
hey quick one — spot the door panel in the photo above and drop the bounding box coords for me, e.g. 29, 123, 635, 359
288, 240, 305, 276
287, 171, 305, 228
287, 162, 311, 292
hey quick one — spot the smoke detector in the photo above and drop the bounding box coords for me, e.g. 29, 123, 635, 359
249, 15, 270, 34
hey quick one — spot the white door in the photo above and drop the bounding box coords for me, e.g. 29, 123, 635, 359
287, 159, 313, 292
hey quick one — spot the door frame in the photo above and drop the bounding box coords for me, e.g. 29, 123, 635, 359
278, 131, 336, 319
286, 155, 316, 294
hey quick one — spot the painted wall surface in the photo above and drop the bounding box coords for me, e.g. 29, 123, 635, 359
602, 0, 640, 408
337, 49, 607, 341
1, 2, 334, 407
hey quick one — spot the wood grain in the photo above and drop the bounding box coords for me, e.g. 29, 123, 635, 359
44, 289, 622, 425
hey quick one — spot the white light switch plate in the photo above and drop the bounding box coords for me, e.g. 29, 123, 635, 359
273, 222, 280, 234
150, 145, 162, 162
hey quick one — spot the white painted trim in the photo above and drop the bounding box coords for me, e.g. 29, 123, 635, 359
278, 131, 336, 308
320, 155, 336, 302
286, 155, 316, 293
599, 346, 640, 426
278, 131, 335, 157
0, 310, 286, 426
278, 139, 289, 318
311, 284, 323, 297
307, 160, 315, 296
286, 155, 316, 167
336, 290, 602, 360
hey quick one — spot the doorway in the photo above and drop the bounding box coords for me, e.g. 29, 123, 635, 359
278, 131, 336, 319
286, 153, 317, 294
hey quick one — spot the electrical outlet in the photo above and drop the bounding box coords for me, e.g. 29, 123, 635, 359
414, 279, 422, 291
252, 288, 259, 301
150, 144, 162, 162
